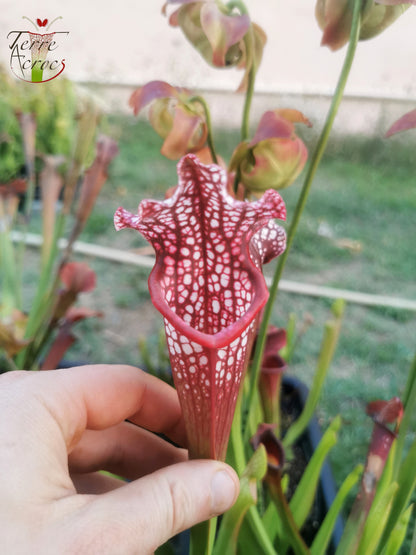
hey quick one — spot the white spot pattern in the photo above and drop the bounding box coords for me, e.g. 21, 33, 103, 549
165, 318, 256, 460
114, 154, 286, 460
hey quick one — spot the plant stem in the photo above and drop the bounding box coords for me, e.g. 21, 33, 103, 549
15, 148, 36, 308
310, 464, 363, 555
267, 471, 309, 555
16, 213, 66, 369
244, 506, 278, 555
241, 65, 255, 141
410, 510, 416, 555
243, 0, 363, 438
283, 301, 345, 448
0, 227, 18, 318
229, 0, 254, 142
190, 518, 217, 555
227, 390, 247, 475
189, 96, 218, 164
214, 445, 268, 555
232, 57, 255, 193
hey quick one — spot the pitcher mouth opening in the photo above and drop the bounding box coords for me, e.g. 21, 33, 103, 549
149, 257, 268, 350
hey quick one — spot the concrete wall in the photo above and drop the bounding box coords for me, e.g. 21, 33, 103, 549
2, 1, 416, 134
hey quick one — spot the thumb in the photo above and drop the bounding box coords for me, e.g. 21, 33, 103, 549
73, 460, 239, 554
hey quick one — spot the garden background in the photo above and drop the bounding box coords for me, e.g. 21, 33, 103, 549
1, 1, 415, 489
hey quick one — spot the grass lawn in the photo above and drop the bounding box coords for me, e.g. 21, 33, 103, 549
22, 115, 416, 499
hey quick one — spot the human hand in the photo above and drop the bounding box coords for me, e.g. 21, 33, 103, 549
0, 365, 239, 554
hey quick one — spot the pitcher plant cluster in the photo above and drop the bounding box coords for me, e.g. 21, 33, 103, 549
115, 1, 416, 554
0, 74, 118, 371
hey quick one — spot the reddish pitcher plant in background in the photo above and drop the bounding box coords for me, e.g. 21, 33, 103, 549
385, 108, 416, 136
129, 81, 208, 160
230, 109, 311, 194
315, 0, 411, 50
115, 154, 286, 460
163, 0, 266, 92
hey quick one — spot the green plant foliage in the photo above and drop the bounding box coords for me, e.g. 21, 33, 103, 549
0, 70, 24, 182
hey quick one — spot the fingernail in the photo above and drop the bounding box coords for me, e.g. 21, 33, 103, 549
210, 469, 239, 513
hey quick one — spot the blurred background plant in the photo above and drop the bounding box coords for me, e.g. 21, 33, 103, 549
0, 64, 118, 372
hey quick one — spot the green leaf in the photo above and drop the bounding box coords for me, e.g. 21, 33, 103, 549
290, 415, 341, 530
280, 312, 296, 362
331, 298, 346, 318
262, 502, 282, 545
393, 354, 416, 479
0, 228, 19, 316
214, 445, 267, 555
226, 390, 246, 475
190, 517, 217, 555
237, 508, 278, 555
375, 440, 396, 501
283, 301, 344, 448
379, 438, 416, 548
356, 482, 398, 555
311, 464, 363, 555
239, 506, 278, 555
381, 504, 414, 555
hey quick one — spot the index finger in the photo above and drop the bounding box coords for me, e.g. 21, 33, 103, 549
2, 365, 186, 449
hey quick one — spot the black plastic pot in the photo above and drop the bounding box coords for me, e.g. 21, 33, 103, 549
281, 375, 344, 554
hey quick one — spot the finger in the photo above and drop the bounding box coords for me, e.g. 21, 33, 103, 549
69, 421, 187, 480
68, 460, 239, 554
0, 366, 186, 501
1, 365, 186, 452
71, 472, 126, 494
56, 365, 186, 446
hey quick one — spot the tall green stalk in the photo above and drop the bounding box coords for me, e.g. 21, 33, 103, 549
0, 228, 18, 317
243, 0, 364, 438
190, 517, 217, 555
16, 213, 66, 369
15, 135, 36, 309
227, 0, 254, 142
241, 64, 256, 142
189, 96, 218, 164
